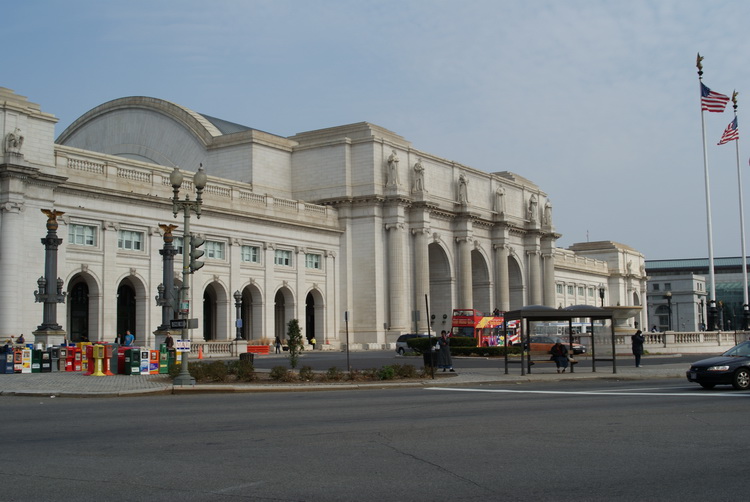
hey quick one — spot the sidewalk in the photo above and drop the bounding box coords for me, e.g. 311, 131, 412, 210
0, 358, 691, 398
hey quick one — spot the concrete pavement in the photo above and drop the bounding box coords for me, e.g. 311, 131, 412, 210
0, 355, 694, 398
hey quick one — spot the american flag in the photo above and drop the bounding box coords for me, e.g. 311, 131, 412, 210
718, 117, 739, 145
701, 83, 730, 112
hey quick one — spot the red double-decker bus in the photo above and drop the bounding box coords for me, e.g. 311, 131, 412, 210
450, 309, 518, 346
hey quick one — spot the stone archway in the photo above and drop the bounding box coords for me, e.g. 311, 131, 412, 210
508, 255, 525, 310
240, 283, 263, 341
471, 248, 491, 314
274, 287, 295, 342
305, 288, 325, 345
428, 242, 453, 330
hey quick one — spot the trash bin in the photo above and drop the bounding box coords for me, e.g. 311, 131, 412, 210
422, 351, 438, 368
239, 352, 254, 364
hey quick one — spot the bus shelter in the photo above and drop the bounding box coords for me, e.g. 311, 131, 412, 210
502, 305, 617, 375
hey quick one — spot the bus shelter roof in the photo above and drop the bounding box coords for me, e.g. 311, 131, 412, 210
503, 305, 615, 322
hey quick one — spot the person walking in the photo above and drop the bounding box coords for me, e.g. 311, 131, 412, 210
310, 336, 317, 350
437, 330, 455, 372
165, 332, 174, 349
274, 336, 282, 354
631, 329, 645, 367
549, 340, 569, 373
123, 330, 135, 346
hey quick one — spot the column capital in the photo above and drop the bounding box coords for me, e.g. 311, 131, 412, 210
0, 201, 24, 214
385, 222, 404, 231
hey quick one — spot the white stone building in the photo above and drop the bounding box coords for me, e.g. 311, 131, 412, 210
0, 87, 647, 348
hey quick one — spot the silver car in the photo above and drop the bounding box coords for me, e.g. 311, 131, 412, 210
395, 334, 430, 355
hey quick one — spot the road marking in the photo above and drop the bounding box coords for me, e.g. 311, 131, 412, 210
425, 387, 750, 397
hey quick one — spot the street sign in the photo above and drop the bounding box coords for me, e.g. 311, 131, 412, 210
170, 319, 188, 329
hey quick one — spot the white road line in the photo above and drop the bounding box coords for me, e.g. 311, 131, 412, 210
425, 387, 750, 397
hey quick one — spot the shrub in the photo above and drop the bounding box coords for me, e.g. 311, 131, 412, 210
377, 365, 396, 380
407, 336, 438, 354
392, 363, 418, 379
362, 368, 379, 380
270, 365, 290, 381
204, 361, 229, 382
229, 360, 257, 382
299, 365, 315, 381
325, 366, 344, 381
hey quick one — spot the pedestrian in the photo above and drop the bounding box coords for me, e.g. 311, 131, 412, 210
17, 334, 25, 345
165, 332, 174, 349
549, 340, 569, 373
631, 329, 645, 367
437, 330, 455, 372
124, 330, 135, 346
310, 336, 317, 350
275, 336, 282, 354
114, 333, 121, 345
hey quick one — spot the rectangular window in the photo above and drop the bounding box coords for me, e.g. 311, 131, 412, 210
305, 253, 322, 269
205, 241, 225, 260
664, 283, 671, 291
173, 237, 184, 255
577, 286, 584, 296
241, 245, 260, 263
556, 284, 563, 294
653, 283, 660, 291
567, 285, 574, 295
69, 224, 96, 246
588, 287, 594, 297
275, 249, 292, 266
118, 230, 143, 251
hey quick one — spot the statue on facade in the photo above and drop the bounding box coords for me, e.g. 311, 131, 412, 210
412, 158, 426, 193
528, 194, 538, 222
543, 199, 552, 226
494, 186, 505, 214
4, 128, 24, 154
458, 173, 469, 205
386, 149, 400, 187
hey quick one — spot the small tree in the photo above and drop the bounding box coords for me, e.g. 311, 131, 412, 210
286, 318, 304, 368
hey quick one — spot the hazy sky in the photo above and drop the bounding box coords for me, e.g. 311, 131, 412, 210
5, 0, 750, 260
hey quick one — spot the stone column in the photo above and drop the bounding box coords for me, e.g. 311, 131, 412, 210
528, 250, 542, 305
0, 202, 23, 335
413, 228, 430, 333
543, 251, 556, 307
457, 236, 473, 309
386, 223, 406, 331
494, 243, 510, 312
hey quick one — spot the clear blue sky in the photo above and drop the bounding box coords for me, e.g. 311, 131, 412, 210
5, 0, 750, 260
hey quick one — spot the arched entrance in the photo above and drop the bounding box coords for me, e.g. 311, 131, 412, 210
203, 287, 217, 341
471, 248, 491, 313
274, 287, 295, 342
428, 242, 453, 328
305, 289, 324, 345
69, 282, 89, 342
240, 283, 263, 341
508, 254, 524, 310
117, 282, 136, 340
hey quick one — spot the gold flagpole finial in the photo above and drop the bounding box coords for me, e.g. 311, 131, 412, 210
696, 52, 704, 77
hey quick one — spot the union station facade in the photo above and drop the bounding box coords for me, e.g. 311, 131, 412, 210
0, 87, 648, 348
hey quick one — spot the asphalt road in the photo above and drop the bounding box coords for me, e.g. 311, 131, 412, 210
2, 375, 747, 501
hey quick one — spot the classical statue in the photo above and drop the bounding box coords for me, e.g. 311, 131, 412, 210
386, 149, 400, 186
457, 173, 469, 204
528, 194, 538, 222
494, 186, 505, 214
413, 158, 426, 193
543, 199, 552, 225
4, 128, 24, 154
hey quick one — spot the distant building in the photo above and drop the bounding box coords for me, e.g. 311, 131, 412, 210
0, 87, 648, 346
645, 257, 750, 331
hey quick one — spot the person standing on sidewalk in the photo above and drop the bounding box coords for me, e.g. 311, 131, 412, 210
631, 329, 645, 367
437, 331, 455, 372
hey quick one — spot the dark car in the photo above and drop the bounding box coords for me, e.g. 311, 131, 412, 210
512, 335, 587, 355
686, 340, 750, 390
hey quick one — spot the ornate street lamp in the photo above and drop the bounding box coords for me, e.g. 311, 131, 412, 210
233, 290, 243, 341
598, 284, 605, 308
170, 164, 208, 386
664, 291, 673, 331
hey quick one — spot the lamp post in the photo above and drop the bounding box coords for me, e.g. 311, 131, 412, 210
170, 164, 208, 386
664, 291, 673, 331
598, 284, 605, 308
698, 298, 705, 330
233, 290, 243, 341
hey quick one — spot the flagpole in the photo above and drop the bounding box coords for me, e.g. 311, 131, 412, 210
697, 53, 719, 330
730, 92, 750, 329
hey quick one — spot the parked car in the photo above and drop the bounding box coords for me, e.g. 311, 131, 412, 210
686, 340, 750, 390
395, 334, 430, 355
512, 335, 587, 355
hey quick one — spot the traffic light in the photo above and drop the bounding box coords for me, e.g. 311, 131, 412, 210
189, 235, 205, 273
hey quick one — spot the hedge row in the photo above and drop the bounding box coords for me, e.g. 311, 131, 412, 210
407, 336, 521, 357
